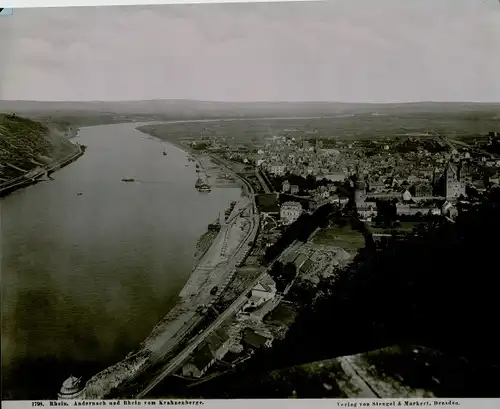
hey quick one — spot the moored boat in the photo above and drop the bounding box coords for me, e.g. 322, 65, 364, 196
197, 183, 211, 192
195, 177, 204, 189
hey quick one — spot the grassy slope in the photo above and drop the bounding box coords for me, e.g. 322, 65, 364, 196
0, 114, 77, 180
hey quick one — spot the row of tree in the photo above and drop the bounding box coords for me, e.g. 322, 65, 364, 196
262, 203, 335, 265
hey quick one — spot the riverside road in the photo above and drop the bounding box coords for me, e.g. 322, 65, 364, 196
135, 155, 260, 397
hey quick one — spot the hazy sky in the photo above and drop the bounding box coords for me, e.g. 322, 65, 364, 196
0, 0, 499, 102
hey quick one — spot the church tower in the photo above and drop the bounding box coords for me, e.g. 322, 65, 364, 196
444, 162, 465, 199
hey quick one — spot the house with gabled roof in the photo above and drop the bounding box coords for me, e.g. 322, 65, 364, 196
245, 274, 277, 310
181, 328, 231, 378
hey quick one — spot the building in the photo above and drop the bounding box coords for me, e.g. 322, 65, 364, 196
245, 274, 277, 309
320, 172, 346, 183
396, 203, 412, 216
280, 201, 303, 225
241, 328, 274, 350
368, 178, 385, 193
396, 202, 440, 216
290, 185, 299, 195
459, 161, 473, 185
354, 180, 367, 205
282, 180, 290, 193
182, 328, 231, 378
58, 375, 85, 399
444, 163, 466, 199
413, 182, 433, 198
432, 167, 442, 186
328, 194, 349, 206
402, 189, 412, 202
419, 167, 434, 178
321, 148, 340, 156
270, 162, 286, 176
442, 201, 459, 219
357, 202, 378, 220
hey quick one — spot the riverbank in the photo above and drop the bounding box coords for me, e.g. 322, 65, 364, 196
2, 121, 246, 401
145, 136, 235, 190
0, 115, 85, 198
79, 132, 255, 399
0, 143, 86, 198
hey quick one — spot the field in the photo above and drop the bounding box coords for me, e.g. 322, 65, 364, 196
311, 224, 365, 250
367, 221, 424, 236
2, 99, 498, 143
137, 110, 500, 145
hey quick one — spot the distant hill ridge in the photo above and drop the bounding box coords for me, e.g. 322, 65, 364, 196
1, 99, 499, 118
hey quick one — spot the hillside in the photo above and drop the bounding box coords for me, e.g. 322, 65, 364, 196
179, 345, 459, 399
0, 114, 78, 181
1, 100, 499, 122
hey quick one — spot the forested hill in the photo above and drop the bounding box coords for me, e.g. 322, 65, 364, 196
0, 114, 77, 181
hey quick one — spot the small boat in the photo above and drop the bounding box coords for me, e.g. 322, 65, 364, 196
195, 177, 204, 189
77, 192, 83, 196
163, 149, 167, 156
121, 177, 135, 182
197, 183, 211, 193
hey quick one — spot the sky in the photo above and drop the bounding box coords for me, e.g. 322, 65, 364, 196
0, 0, 499, 102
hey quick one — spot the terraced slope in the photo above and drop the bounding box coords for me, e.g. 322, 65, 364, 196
0, 114, 78, 181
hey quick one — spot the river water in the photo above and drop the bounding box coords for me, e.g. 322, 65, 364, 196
0, 122, 241, 400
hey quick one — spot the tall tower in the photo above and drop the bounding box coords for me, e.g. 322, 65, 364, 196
58, 375, 85, 400
458, 160, 472, 185
354, 180, 366, 205
444, 162, 465, 199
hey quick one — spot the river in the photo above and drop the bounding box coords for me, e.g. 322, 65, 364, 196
0, 122, 241, 400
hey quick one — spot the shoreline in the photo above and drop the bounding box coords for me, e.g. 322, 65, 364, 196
81, 127, 255, 399
0, 142, 85, 198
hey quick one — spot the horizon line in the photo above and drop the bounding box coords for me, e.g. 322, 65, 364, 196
2, 99, 500, 104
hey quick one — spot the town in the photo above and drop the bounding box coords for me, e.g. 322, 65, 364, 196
53, 118, 499, 400
2, 0, 500, 403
